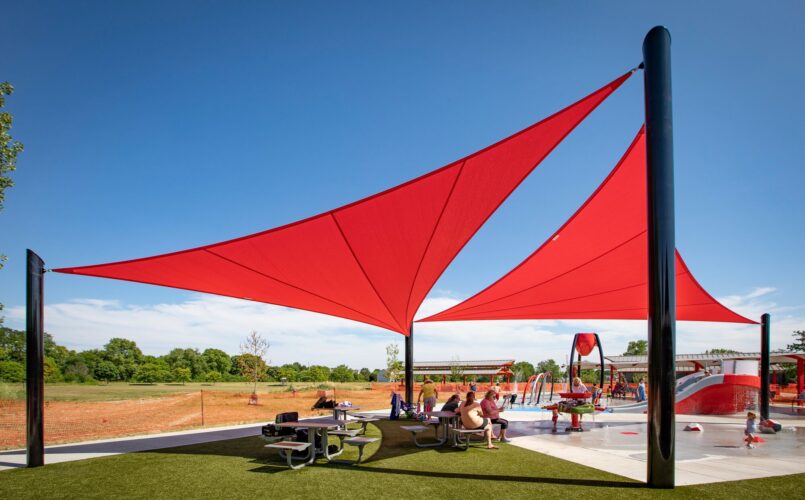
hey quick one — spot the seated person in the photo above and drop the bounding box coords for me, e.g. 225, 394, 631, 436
457, 391, 497, 449
480, 390, 511, 442
571, 377, 588, 394
441, 394, 461, 412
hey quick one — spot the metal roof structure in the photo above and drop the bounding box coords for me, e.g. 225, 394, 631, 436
413, 359, 514, 377
604, 352, 805, 370
412, 369, 503, 376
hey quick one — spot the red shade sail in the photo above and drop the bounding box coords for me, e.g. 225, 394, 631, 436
54, 71, 634, 335
420, 128, 756, 325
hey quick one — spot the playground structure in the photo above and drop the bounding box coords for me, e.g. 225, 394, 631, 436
542, 333, 605, 432
605, 352, 805, 415
520, 372, 556, 405
610, 358, 762, 415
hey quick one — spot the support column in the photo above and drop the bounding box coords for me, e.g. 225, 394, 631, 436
26, 249, 45, 468
796, 359, 804, 406
405, 325, 414, 404
643, 25, 676, 489
760, 313, 771, 419
610, 366, 615, 392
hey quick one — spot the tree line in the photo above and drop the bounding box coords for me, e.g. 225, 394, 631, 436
0, 327, 381, 384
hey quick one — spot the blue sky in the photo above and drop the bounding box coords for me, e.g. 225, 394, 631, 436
1, 1, 803, 367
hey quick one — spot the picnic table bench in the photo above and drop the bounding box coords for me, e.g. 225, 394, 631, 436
342, 437, 379, 464
265, 441, 312, 470
450, 428, 486, 450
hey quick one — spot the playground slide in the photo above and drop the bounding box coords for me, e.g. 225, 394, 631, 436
611, 373, 760, 415
520, 373, 556, 405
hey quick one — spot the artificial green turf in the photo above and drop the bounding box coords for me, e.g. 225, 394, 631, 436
1, 421, 803, 499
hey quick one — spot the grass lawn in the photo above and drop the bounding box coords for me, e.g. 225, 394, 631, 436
0, 381, 375, 402
2, 420, 803, 499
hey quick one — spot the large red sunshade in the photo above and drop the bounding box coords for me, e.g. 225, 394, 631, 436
54, 71, 634, 335
420, 128, 756, 325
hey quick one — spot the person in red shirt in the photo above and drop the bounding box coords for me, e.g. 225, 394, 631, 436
480, 390, 511, 443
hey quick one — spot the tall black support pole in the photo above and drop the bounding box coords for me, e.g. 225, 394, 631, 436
405, 325, 414, 404
643, 25, 676, 489
760, 313, 771, 420
595, 334, 605, 390
26, 249, 45, 468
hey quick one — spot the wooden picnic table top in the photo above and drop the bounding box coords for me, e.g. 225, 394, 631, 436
276, 419, 342, 429
424, 411, 459, 418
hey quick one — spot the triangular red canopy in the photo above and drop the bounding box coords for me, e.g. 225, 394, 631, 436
420, 128, 756, 325
54, 71, 634, 335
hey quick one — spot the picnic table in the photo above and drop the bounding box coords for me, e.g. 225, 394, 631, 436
332, 405, 361, 425
421, 411, 459, 447
275, 418, 344, 464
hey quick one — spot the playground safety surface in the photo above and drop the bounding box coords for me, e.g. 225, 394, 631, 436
504, 405, 805, 485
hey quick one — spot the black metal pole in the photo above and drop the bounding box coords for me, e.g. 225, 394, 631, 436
26, 249, 45, 468
760, 313, 771, 420
567, 334, 578, 385
405, 325, 414, 403
596, 334, 605, 390
643, 25, 676, 489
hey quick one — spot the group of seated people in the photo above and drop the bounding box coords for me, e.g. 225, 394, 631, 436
437, 390, 511, 449
611, 380, 630, 400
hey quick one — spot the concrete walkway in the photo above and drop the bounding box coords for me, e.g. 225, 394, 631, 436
0, 423, 262, 471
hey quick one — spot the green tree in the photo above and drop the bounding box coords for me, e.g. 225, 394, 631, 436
172, 367, 192, 385
0, 360, 24, 382
44, 334, 72, 369
202, 348, 232, 376
63, 359, 92, 383
103, 338, 143, 380
705, 348, 740, 355
78, 350, 105, 379
205, 371, 222, 384
331, 364, 355, 383
512, 361, 536, 381
276, 364, 299, 382
165, 348, 208, 380
385, 343, 402, 383
536, 359, 563, 381
94, 361, 119, 383
307, 365, 330, 382
0, 82, 24, 324
44, 356, 62, 382
787, 331, 805, 352
358, 368, 371, 381
0, 327, 25, 362
623, 340, 648, 356
134, 363, 167, 384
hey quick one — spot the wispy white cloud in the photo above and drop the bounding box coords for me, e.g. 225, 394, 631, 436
4, 287, 802, 368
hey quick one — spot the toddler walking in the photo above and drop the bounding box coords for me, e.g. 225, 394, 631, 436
744, 411, 757, 448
